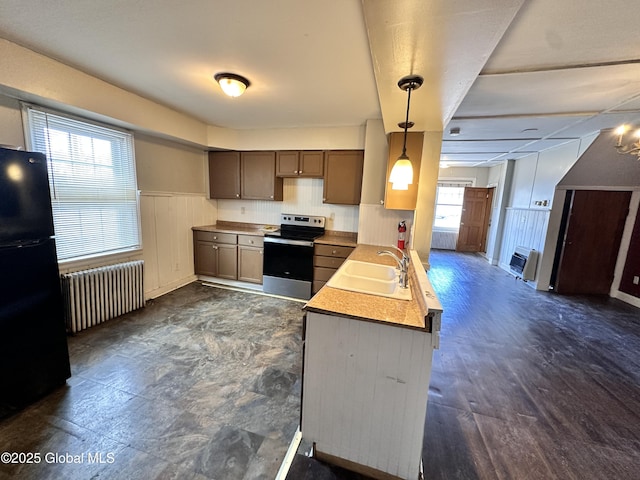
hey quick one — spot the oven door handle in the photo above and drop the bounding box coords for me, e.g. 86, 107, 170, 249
264, 237, 314, 248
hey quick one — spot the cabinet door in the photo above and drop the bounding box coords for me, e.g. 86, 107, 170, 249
323, 150, 364, 205
209, 151, 241, 199
299, 151, 324, 177
241, 151, 283, 200
217, 244, 238, 280
238, 245, 263, 284
384, 132, 423, 210
194, 240, 218, 276
276, 151, 300, 177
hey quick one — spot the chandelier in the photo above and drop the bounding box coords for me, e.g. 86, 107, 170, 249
614, 125, 640, 158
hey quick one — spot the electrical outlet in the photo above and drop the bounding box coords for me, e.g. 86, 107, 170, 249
330, 212, 335, 221
633, 276, 639, 285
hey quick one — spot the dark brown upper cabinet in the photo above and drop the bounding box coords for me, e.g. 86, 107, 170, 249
209, 151, 283, 201
323, 150, 364, 205
276, 150, 324, 178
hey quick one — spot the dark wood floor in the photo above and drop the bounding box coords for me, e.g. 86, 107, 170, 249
289, 250, 640, 479
424, 250, 640, 480
1, 251, 638, 479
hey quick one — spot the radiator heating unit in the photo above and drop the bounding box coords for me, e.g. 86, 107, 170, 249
60, 260, 145, 333
509, 247, 538, 281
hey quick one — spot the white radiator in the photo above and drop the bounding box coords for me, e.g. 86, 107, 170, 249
60, 260, 145, 333
431, 230, 458, 250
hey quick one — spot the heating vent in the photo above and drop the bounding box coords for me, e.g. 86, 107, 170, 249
60, 261, 145, 333
509, 247, 539, 281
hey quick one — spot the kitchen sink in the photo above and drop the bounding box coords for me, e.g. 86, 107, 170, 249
342, 260, 397, 280
326, 260, 412, 300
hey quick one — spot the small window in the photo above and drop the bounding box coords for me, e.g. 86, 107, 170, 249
433, 181, 473, 230
23, 105, 141, 261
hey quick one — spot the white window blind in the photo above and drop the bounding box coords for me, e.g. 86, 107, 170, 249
24, 105, 141, 261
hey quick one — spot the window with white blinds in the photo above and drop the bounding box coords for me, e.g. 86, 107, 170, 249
23, 105, 141, 261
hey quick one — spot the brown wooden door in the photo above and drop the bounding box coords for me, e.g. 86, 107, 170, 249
323, 150, 364, 205
299, 151, 324, 177
208, 151, 240, 199
241, 151, 282, 200
276, 151, 299, 177
456, 187, 492, 252
555, 190, 631, 295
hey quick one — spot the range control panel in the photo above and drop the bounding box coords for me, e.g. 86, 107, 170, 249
280, 214, 326, 228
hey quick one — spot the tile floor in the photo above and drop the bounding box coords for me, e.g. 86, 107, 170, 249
2, 251, 639, 480
0, 283, 305, 480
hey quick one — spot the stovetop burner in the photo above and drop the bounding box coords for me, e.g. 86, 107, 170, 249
264, 214, 326, 241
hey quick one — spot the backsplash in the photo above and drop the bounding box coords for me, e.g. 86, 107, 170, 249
357, 204, 415, 249
217, 178, 359, 231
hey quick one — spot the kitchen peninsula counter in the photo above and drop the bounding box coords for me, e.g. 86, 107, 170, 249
304, 244, 442, 332
300, 244, 442, 480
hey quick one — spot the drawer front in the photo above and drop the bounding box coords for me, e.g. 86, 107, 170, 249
314, 255, 347, 269
194, 231, 237, 244
314, 244, 354, 258
238, 235, 264, 247
314, 266, 337, 282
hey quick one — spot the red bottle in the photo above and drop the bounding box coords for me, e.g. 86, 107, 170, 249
398, 220, 407, 250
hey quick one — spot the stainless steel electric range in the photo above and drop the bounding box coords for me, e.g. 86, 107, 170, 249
262, 214, 326, 299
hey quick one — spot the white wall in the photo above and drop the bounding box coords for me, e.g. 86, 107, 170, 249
536, 131, 640, 295
217, 178, 359, 232
485, 160, 514, 264
0, 93, 217, 299
498, 133, 604, 289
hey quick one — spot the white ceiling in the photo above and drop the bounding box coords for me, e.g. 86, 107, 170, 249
1, 0, 639, 167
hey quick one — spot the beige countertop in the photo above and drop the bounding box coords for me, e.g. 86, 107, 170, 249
304, 244, 442, 332
315, 232, 357, 247
192, 221, 276, 236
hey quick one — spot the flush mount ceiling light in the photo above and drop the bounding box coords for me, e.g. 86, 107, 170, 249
614, 124, 640, 159
214, 72, 251, 97
389, 74, 423, 190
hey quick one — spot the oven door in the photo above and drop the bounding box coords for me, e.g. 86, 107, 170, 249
263, 237, 314, 281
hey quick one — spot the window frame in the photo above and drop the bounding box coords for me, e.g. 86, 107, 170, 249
22, 103, 142, 263
433, 178, 475, 232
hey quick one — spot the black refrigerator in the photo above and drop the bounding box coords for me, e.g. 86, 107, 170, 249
0, 146, 71, 417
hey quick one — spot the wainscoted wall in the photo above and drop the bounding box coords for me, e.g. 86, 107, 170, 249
357, 204, 415, 250
217, 178, 359, 232
431, 231, 458, 250
498, 208, 550, 281
140, 192, 216, 299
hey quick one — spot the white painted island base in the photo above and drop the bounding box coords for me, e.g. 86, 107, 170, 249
301, 311, 435, 480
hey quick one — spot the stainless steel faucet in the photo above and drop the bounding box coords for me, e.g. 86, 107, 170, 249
377, 247, 410, 288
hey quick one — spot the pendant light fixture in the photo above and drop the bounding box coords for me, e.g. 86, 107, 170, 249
389, 75, 423, 190
214, 72, 251, 97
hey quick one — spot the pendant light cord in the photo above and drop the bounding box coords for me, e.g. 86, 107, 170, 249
401, 84, 413, 157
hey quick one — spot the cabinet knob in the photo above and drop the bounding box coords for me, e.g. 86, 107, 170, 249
270, 195, 274, 199
213, 245, 218, 250
259, 250, 263, 254
213, 236, 217, 240
294, 170, 298, 174
236, 194, 240, 198
332, 250, 337, 254
299, 170, 303, 175
249, 240, 254, 244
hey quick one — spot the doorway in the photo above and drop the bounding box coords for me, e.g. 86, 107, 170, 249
553, 190, 631, 295
456, 187, 494, 252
